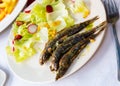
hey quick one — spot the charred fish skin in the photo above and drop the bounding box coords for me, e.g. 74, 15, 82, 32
39, 38, 57, 65
40, 50, 51, 65
57, 16, 99, 37
50, 33, 91, 71
56, 42, 89, 80
55, 24, 107, 80
50, 21, 106, 71
40, 16, 99, 65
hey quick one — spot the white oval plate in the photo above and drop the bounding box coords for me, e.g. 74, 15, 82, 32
6, 0, 106, 83
0, 0, 28, 32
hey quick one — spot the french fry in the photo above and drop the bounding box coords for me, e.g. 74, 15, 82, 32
0, 0, 18, 21
4, 3, 8, 13
2, 0, 11, 4
0, 0, 2, 3
0, 8, 6, 21
0, 2, 7, 8
6, 0, 18, 14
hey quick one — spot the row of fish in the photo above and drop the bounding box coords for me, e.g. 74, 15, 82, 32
39, 16, 107, 80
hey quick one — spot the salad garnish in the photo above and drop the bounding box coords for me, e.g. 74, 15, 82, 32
46, 5, 53, 13
28, 24, 38, 34
6, 0, 90, 62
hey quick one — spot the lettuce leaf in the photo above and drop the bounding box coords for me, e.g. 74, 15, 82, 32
46, 1, 74, 32
64, 0, 90, 18
63, 15, 74, 27
16, 13, 31, 22
31, 3, 47, 23
13, 46, 36, 62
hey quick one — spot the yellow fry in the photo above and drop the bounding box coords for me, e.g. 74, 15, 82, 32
6, 0, 18, 14
2, 0, 11, 3
0, 2, 7, 8
0, 0, 18, 21
0, 9, 6, 21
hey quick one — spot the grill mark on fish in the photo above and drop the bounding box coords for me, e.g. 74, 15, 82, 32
55, 43, 88, 80
55, 24, 106, 80
40, 16, 99, 65
50, 21, 106, 71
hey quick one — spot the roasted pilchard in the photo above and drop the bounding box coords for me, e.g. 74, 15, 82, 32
55, 24, 106, 80
40, 16, 99, 65
50, 21, 106, 71
56, 42, 88, 80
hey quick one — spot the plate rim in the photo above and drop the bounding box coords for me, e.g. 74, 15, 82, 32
6, 0, 107, 84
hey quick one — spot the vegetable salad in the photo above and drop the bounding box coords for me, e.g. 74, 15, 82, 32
6, 0, 90, 62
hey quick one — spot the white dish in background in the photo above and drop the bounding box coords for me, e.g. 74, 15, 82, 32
0, 0, 28, 32
0, 69, 6, 86
6, 0, 106, 83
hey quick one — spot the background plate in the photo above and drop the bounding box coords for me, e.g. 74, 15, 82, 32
0, 0, 28, 32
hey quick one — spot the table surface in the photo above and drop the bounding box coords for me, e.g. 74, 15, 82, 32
1, 0, 120, 86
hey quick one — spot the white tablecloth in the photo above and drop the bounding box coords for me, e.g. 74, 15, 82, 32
1, 0, 120, 86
